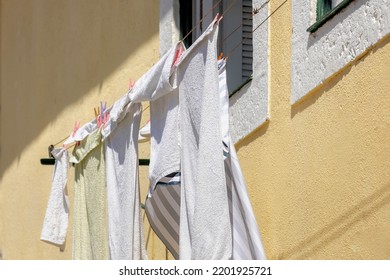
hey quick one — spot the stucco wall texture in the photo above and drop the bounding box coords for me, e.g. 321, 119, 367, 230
0, 0, 163, 260
235, 0, 390, 259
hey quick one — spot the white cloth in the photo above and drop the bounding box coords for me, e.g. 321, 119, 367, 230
218, 59, 267, 260
135, 19, 231, 259
177, 18, 232, 260
130, 42, 185, 192
101, 101, 147, 260
41, 148, 70, 246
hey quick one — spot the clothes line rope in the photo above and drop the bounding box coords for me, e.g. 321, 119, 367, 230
225, 0, 287, 59
221, 0, 272, 45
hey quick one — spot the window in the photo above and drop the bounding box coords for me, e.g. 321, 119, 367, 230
316, 0, 332, 20
293, 0, 385, 103
179, 0, 253, 94
307, 0, 355, 32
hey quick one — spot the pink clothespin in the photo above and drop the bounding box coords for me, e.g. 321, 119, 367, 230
72, 121, 81, 146
104, 111, 110, 126
72, 121, 80, 137
173, 44, 185, 66
129, 79, 136, 90
212, 13, 223, 23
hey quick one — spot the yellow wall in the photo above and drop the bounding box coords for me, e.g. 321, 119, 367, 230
0, 0, 166, 260
1, 0, 389, 261
236, 0, 390, 259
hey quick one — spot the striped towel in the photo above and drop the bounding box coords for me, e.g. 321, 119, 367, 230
145, 140, 266, 259
145, 173, 181, 259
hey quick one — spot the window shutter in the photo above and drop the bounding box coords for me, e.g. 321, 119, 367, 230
242, 0, 253, 81
316, 0, 332, 21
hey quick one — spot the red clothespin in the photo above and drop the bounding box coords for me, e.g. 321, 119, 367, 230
218, 52, 224, 61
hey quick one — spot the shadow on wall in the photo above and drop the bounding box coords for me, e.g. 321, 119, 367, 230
280, 183, 390, 259
292, 34, 390, 119
0, 0, 160, 178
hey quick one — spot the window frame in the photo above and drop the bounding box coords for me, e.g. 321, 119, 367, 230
307, 0, 355, 33
164, 0, 269, 143
179, 0, 254, 95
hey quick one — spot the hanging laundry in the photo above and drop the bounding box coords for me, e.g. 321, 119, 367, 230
129, 42, 184, 192
41, 14, 266, 261
218, 59, 267, 260
145, 172, 181, 259
127, 43, 183, 259
131, 17, 232, 259
70, 129, 109, 260
101, 97, 147, 260
142, 18, 267, 260
51, 93, 148, 260
40, 148, 70, 246
177, 17, 232, 260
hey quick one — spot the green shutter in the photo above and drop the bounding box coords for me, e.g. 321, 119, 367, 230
317, 0, 332, 21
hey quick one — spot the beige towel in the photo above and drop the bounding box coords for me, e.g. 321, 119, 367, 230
70, 129, 109, 260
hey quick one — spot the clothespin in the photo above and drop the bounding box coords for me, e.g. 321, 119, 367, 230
97, 101, 108, 128
72, 121, 80, 137
72, 121, 81, 147
94, 107, 100, 118
214, 13, 223, 24
173, 44, 185, 67
129, 79, 136, 90
100, 101, 106, 117
96, 107, 102, 128
218, 52, 224, 60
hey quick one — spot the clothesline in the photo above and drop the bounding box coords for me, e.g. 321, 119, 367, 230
227, 0, 288, 58
41, 16, 267, 261
49, 0, 285, 150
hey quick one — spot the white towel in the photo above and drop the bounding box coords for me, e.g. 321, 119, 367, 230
102, 101, 147, 260
130, 44, 184, 260
41, 148, 70, 246
177, 18, 232, 259
130, 42, 185, 191
134, 19, 232, 259
218, 59, 267, 260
